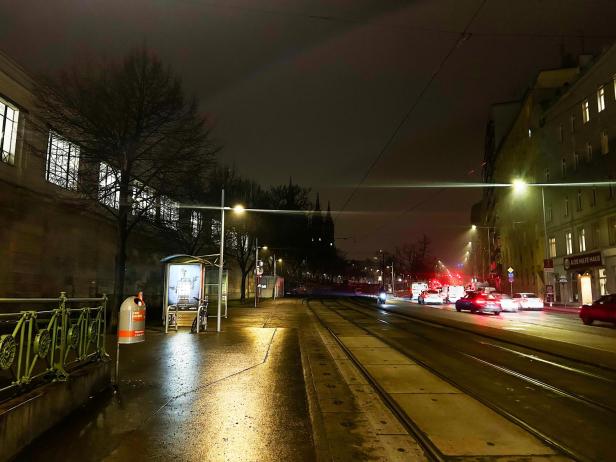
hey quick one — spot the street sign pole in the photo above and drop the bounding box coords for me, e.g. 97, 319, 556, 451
507, 267, 514, 297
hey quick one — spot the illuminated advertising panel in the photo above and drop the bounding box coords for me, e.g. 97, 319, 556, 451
167, 263, 201, 308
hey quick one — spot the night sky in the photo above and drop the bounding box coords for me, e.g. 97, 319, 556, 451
2, 0, 616, 264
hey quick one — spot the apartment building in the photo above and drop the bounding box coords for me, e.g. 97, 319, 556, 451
542, 45, 616, 304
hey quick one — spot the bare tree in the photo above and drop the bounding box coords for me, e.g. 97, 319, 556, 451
34, 48, 217, 320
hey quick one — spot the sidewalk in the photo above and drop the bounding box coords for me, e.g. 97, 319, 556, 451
15, 299, 423, 462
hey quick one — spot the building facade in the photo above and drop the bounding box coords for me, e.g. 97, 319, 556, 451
477, 44, 616, 304
542, 45, 616, 304
0, 51, 245, 308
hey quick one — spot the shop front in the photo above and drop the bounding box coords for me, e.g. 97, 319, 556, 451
555, 251, 603, 305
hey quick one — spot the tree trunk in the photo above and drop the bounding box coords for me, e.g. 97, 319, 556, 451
240, 271, 248, 303
111, 179, 130, 328
112, 213, 128, 327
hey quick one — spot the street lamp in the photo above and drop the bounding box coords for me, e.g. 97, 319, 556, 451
511, 179, 550, 299
216, 192, 246, 332
512, 178, 528, 194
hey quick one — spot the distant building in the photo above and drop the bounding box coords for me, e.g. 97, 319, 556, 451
308, 193, 336, 278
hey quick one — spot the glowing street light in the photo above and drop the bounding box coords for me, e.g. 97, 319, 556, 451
233, 204, 245, 214
512, 178, 528, 194
471, 224, 477, 231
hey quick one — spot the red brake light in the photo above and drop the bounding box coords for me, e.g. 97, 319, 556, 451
476, 296, 486, 305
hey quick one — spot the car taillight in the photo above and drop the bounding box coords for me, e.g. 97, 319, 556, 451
476, 298, 486, 305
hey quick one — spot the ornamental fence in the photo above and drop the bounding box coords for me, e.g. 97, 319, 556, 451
0, 293, 108, 401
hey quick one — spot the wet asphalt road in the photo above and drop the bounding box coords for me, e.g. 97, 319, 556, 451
15, 309, 315, 462
315, 297, 616, 462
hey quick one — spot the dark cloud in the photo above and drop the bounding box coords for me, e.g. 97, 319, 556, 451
2, 0, 615, 263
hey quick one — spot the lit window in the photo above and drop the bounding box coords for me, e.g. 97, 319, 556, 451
582, 100, 590, 124
132, 180, 156, 218
566, 231, 573, 255
577, 190, 583, 211
190, 211, 202, 237
0, 98, 18, 165
99, 162, 120, 209
528, 128, 532, 138
564, 196, 569, 216
160, 196, 179, 229
601, 130, 609, 155
586, 143, 593, 162
548, 237, 556, 258
45, 131, 79, 189
578, 228, 586, 252
598, 86, 606, 112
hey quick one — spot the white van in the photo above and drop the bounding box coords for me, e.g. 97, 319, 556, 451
445, 285, 465, 303
411, 282, 428, 301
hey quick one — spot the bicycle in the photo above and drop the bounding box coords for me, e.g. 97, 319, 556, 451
191, 296, 208, 333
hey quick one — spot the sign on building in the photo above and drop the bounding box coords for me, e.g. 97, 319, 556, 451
563, 251, 602, 270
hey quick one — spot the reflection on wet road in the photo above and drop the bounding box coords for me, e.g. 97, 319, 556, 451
18, 317, 315, 462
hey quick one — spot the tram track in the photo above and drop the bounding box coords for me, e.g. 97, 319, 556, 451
310, 296, 616, 462
339, 296, 616, 409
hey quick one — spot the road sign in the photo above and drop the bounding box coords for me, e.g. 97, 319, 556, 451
508, 273, 514, 283
507, 267, 514, 274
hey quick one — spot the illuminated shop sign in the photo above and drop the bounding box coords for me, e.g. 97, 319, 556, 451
564, 251, 602, 270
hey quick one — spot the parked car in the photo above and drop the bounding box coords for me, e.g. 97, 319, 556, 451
580, 295, 616, 325
455, 291, 501, 315
512, 293, 543, 310
418, 290, 444, 305
495, 293, 519, 312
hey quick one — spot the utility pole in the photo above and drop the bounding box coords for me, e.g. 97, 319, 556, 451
254, 237, 259, 308
273, 252, 277, 300
217, 188, 225, 332
391, 263, 395, 294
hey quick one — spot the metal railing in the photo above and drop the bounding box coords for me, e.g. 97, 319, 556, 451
0, 292, 108, 397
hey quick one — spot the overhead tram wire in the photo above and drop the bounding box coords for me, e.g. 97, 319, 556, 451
334, 0, 488, 222
178, 0, 616, 40
352, 188, 447, 242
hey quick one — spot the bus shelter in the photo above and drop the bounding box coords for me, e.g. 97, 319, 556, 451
161, 254, 228, 333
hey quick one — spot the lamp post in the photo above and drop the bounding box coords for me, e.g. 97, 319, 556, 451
216, 192, 245, 332
255, 238, 259, 308
217, 189, 225, 332
273, 253, 277, 300
512, 179, 549, 296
